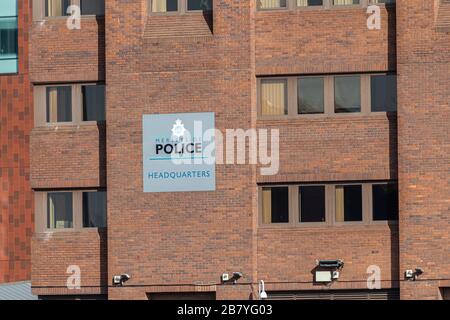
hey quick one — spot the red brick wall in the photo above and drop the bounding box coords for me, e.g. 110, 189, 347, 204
0, 0, 34, 283
31, 229, 107, 295
397, 0, 450, 300
105, 0, 258, 300
258, 226, 399, 291
255, 6, 396, 75
29, 17, 105, 83
30, 123, 106, 189
29, 10, 107, 292
29, 0, 450, 301
257, 115, 397, 183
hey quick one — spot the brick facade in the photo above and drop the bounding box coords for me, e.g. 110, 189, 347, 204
397, 0, 450, 300
28, 0, 449, 300
0, 0, 34, 283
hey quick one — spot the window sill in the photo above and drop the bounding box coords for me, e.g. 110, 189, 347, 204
35, 227, 106, 236
34, 121, 103, 129
258, 222, 397, 232
257, 111, 396, 122
33, 15, 104, 23
149, 10, 212, 16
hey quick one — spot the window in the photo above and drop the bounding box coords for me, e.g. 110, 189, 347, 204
299, 186, 326, 222
333, 0, 359, 5
260, 79, 288, 116
47, 192, 73, 229
187, 0, 212, 11
83, 191, 106, 228
0, 0, 18, 74
371, 74, 397, 112
151, 0, 178, 12
36, 190, 106, 232
334, 76, 361, 113
45, 0, 71, 17
297, 0, 323, 6
260, 182, 398, 226
46, 86, 72, 122
258, 0, 287, 9
82, 84, 105, 121
370, 0, 395, 4
258, 74, 397, 118
36, 83, 105, 125
298, 77, 324, 114
262, 187, 289, 224
372, 183, 398, 221
80, 0, 105, 15
335, 185, 362, 222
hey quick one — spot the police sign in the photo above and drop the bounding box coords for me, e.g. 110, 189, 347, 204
143, 112, 216, 193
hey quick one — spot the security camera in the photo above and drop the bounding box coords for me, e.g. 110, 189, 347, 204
415, 268, 424, 276
113, 274, 131, 286
222, 272, 243, 284
232, 272, 243, 280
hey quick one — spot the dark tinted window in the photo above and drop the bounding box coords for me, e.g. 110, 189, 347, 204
372, 183, 398, 221
83, 191, 107, 228
262, 187, 289, 224
187, 0, 212, 11
335, 76, 361, 113
81, 0, 105, 15
305, 0, 323, 5
336, 185, 362, 222
299, 186, 326, 222
298, 77, 324, 114
371, 75, 397, 112
83, 84, 105, 121
47, 192, 73, 229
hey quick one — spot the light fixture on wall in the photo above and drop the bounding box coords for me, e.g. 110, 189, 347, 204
113, 274, 131, 286
314, 260, 344, 283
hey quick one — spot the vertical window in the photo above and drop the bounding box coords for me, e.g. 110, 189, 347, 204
258, 0, 287, 9
372, 183, 398, 221
187, 0, 213, 11
81, 0, 105, 16
82, 84, 105, 121
46, 86, 72, 122
297, 0, 323, 6
45, 0, 71, 17
335, 185, 362, 222
299, 186, 326, 223
47, 192, 73, 229
83, 191, 107, 228
151, 0, 178, 12
0, 0, 18, 74
298, 77, 324, 114
262, 187, 289, 224
371, 74, 397, 112
334, 76, 361, 113
261, 79, 288, 116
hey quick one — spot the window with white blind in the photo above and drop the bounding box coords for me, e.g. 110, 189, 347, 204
260, 79, 288, 116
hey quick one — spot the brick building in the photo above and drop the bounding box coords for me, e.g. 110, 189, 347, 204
0, 0, 34, 284
28, 0, 449, 300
